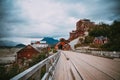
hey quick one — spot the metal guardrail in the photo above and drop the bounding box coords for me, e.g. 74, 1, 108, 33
75, 50, 120, 58
10, 51, 60, 80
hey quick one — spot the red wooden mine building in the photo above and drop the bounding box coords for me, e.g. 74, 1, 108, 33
17, 45, 40, 60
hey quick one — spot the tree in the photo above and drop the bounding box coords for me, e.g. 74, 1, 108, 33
102, 20, 120, 51
6, 64, 19, 79
29, 53, 46, 67
0, 66, 6, 80
84, 36, 94, 44
89, 23, 110, 37
0, 64, 19, 80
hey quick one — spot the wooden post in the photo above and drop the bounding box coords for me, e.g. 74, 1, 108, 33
35, 69, 41, 80
46, 60, 50, 80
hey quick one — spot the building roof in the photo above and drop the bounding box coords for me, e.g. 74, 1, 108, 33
17, 45, 40, 54
94, 36, 107, 40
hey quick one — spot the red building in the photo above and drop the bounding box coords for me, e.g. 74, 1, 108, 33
55, 38, 71, 50
93, 36, 108, 45
17, 45, 40, 60
68, 19, 95, 41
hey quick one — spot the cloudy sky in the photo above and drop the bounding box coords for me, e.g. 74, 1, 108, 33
0, 0, 120, 43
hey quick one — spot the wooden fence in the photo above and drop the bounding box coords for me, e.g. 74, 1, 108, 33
10, 51, 60, 80
75, 50, 120, 58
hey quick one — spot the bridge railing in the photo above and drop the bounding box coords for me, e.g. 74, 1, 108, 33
10, 51, 60, 80
75, 50, 120, 58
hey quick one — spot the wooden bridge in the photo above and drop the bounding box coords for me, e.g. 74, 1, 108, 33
11, 51, 120, 80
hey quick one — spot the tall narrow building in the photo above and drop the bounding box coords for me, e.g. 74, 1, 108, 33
68, 19, 95, 41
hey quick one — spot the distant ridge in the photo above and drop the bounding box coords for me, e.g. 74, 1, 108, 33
15, 44, 26, 48
41, 37, 58, 45
0, 40, 20, 47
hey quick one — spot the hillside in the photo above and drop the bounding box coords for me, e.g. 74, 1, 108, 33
15, 44, 26, 48
0, 40, 20, 47
41, 37, 58, 45
69, 37, 80, 50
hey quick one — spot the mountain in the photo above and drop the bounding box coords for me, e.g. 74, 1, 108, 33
41, 37, 58, 45
15, 44, 26, 48
0, 40, 20, 47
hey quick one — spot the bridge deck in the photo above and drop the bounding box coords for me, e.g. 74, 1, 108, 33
54, 51, 120, 80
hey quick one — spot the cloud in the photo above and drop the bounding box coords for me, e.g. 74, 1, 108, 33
0, 0, 119, 39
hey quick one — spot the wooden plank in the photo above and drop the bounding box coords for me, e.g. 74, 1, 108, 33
54, 52, 74, 80
67, 51, 120, 80
54, 51, 120, 80
67, 52, 113, 80
73, 52, 120, 80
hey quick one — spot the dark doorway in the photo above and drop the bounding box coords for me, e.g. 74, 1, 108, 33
58, 44, 63, 50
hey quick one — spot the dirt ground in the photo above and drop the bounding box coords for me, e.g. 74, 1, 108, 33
0, 47, 21, 57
